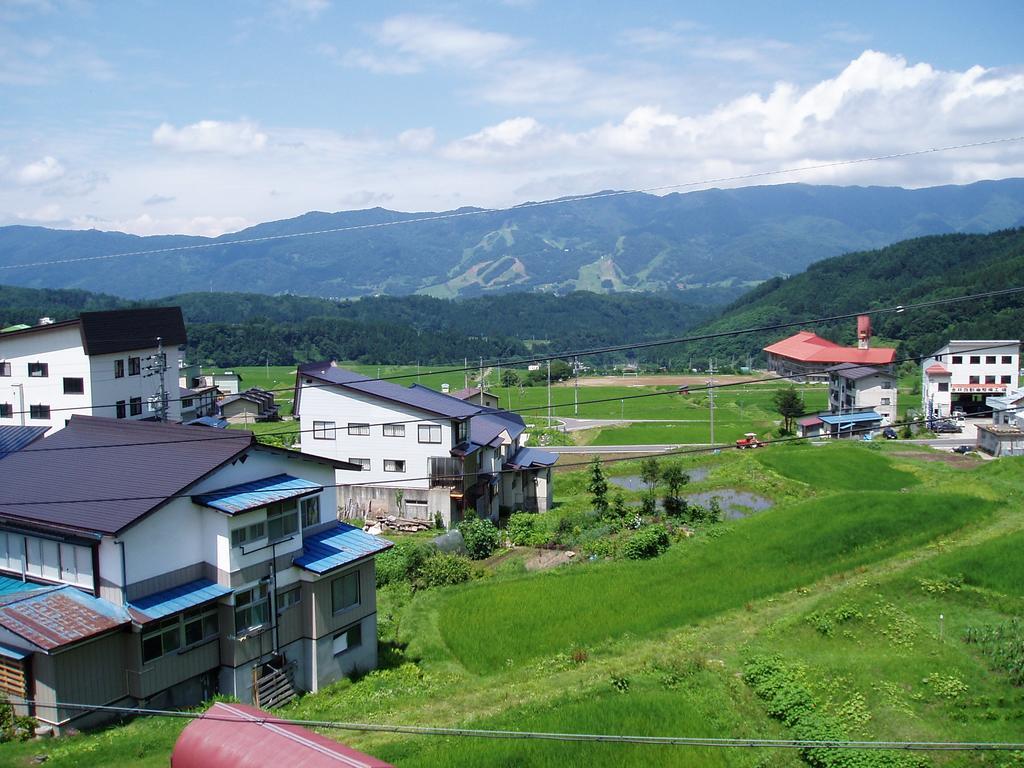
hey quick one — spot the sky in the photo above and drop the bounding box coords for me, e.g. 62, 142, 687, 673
1, 0, 1024, 236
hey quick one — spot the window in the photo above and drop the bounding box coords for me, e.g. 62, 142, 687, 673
231, 521, 266, 548
880, 397, 891, 406
985, 355, 996, 365
128, 356, 141, 376
182, 398, 194, 409
331, 571, 360, 613
985, 375, 996, 384
969, 375, 980, 384
0, 362, 10, 377
347, 423, 370, 436
938, 382, 949, 392
970, 356, 981, 364
301, 496, 320, 528
348, 457, 371, 471
29, 404, 50, 420
115, 400, 126, 419
234, 584, 270, 634
383, 423, 405, 437
27, 362, 48, 378
1002, 356, 1013, 365
418, 424, 442, 443
142, 617, 181, 663
62, 377, 84, 395
278, 586, 301, 612
1002, 375, 1013, 384
951, 356, 962, 365
384, 459, 406, 473
332, 623, 362, 656
114, 359, 124, 378
183, 606, 218, 647
312, 421, 336, 440
455, 420, 469, 444
881, 380, 892, 389
59, 542, 94, 588
0, 404, 10, 419
129, 396, 142, 416
267, 500, 299, 541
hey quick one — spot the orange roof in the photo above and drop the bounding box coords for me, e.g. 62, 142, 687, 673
764, 331, 896, 365
925, 363, 950, 375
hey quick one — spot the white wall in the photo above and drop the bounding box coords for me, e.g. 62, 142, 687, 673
298, 383, 454, 490
922, 341, 1020, 418
830, 372, 897, 423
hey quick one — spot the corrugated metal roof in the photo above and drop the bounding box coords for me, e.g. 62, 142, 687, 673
78, 307, 187, 355
129, 578, 231, 623
0, 426, 48, 460
293, 523, 393, 575
0, 586, 129, 651
172, 702, 395, 768
471, 411, 525, 446
297, 363, 479, 419
0, 643, 28, 660
829, 364, 886, 381
764, 331, 896, 365
505, 447, 558, 469
184, 416, 229, 428
925, 363, 950, 375
194, 474, 322, 515
0, 575, 44, 597
818, 411, 882, 425
797, 415, 824, 427
0, 415, 253, 535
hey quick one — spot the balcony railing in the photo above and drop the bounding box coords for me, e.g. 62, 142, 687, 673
430, 457, 464, 491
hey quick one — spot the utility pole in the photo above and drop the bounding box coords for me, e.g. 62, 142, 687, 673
708, 357, 716, 448
144, 337, 169, 423
546, 359, 552, 423
479, 357, 484, 392
464, 358, 468, 390
573, 356, 580, 416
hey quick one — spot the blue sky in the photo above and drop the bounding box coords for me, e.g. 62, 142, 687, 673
1, 0, 1023, 235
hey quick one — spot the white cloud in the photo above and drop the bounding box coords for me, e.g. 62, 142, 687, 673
16, 156, 65, 185
152, 120, 268, 155
68, 213, 251, 237
397, 127, 435, 152
143, 193, 175, 206
279, 0, 329, 20
16, 202, 63, 222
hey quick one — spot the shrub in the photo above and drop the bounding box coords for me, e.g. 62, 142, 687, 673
0, 693, 34, 742
622, 524, 670, 560
375, 541, 432, 587
459, 516, 501, 560
415, 553, 472, 589
507, 512, 536, 545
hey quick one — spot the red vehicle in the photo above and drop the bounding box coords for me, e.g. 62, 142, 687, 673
735, 432, 764, 449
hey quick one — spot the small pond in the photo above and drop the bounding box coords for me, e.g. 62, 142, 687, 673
609, 467, 709, 491
684, 490, 772, 520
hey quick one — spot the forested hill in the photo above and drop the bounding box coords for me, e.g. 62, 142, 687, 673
688, 227, 1024, 365
0, 286, 711, 366
2, 178, 1024, 300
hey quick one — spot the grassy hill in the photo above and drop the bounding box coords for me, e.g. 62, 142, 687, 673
5, 443, 1022, 767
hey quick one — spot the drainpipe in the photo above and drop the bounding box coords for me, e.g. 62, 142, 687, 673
116, 540, 127, 605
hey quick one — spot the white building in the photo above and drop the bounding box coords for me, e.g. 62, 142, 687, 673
921, 340, 1020, 420
293, 362, 555, 526
0, 308, 187, 435
827, 365, 898, 424
0, 416, 387, 730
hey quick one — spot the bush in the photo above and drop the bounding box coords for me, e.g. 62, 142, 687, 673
506, 512, 536, 545
622, 524, 671, 560
376, 541, 432, 587
459, 516, 501, 560
415, 552, 472, 589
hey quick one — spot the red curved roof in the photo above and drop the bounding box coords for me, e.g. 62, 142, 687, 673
171, 702, 394, 768
925, 363, 950, 375
764, 331, 896, 365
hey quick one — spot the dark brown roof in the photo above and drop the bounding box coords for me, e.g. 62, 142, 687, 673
0, 416, 252, 535
79, 307, 187, 354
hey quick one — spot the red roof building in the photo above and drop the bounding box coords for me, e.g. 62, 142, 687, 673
764, 327, 896, 381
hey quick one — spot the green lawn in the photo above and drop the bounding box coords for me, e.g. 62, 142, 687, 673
756, 443, 920, 490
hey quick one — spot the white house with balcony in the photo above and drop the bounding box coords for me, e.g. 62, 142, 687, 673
827, 364, 898, 424
921, 340, 1020, 420
293, 362, 556, 527
0, 416, 389, 731
0, 308, 186, 435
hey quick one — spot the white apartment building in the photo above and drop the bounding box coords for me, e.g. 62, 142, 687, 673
294, 362, 555, 526
921, 340, 1020, 420
827, 365, 898, 424
0, 308, 186, 434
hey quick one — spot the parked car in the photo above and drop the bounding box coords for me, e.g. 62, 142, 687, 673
952, 444, 973, 454
882, 427, 898, 439
932, 421, 962, 434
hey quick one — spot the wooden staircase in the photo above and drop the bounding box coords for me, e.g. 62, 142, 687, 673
252, 661, 298, 709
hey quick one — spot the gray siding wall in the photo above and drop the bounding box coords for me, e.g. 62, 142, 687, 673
126, 635, 220, 700
314, 613, 377, 690
125, 561, 218, 602
309, 561, 376, 640
32, 632, 128, 725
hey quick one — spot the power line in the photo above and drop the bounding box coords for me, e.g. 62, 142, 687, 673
1, 135, 1022, 273
7, 284, 1024, 421
7, 337, 1013, 453
21, 700, 1024, 751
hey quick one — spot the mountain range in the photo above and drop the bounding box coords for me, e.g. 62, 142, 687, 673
3, 179, 1024, 299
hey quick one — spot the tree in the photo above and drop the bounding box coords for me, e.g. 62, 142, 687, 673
587, 456, 608, 514
661, 464, 689, 518
773, 386, 805, 434
639, 457, 660, 516
500, 369, 520, 387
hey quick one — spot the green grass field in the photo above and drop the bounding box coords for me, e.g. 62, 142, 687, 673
5, 449, 1022, 768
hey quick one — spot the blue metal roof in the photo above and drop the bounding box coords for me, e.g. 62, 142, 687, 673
0, 643, 28, 660
0, 426, 48, 460
818, 411, 882, 426
193, 473, 322, 515
293, 523, 393, 574
0, 575, 43, 597
128, 578, 231, 623
184, 416, 229, 428
505, 447, 559, 469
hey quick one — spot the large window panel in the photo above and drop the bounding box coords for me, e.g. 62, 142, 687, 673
331, 571, 360, 614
